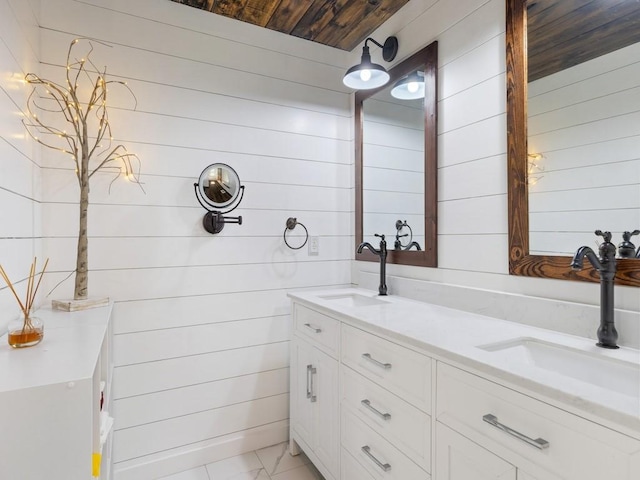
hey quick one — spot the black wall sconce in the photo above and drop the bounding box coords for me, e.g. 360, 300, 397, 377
343, 36, 399, 90
194, 163, 244, 234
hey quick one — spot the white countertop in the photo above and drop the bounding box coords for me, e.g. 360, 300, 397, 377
288, 288, 640, 436
0, 303, 113, 393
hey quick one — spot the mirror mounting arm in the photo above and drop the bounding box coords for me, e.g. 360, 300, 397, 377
194, 183, 245, 235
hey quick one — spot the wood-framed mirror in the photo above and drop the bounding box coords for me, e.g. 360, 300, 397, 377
506, 0, 640, 286
355, 41, 438, 267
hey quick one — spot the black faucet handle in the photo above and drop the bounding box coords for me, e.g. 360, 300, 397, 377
623, 230, 640, 241
595, 230, 612, 243
595, 230, 616, 261
374, 233, 387, 253
618, 230, 640, 258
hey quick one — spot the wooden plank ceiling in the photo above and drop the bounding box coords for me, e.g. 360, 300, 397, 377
527, 0, 640, 81
169, 0, 410, 51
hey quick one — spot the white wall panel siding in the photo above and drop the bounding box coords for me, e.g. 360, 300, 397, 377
113, 341, 290, 399
439, 113, 506, 167
112, 290, 290, 334
439, 33, 505, 100
0, 0, 41, 333
113, 393, 289, 463
43, 236, 352, 272
34, 0, 352, 475
114, 315, 291, 365
42, 170, 351, 210
42, 203, 352, 238
114, 368, 290, 429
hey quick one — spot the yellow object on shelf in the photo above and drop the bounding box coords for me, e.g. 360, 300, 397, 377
92, 452, 101, 477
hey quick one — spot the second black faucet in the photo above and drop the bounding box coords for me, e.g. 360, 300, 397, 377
357, 234, 388, 296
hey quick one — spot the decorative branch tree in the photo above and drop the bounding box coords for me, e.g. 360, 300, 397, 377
23, 38, 143, 305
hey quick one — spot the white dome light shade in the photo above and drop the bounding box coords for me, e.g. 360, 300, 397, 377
343, 36, 398, 90
391, 71, 425, 100
343, 62, 390, 89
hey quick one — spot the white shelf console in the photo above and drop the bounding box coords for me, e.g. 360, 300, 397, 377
0, 303, 114, 480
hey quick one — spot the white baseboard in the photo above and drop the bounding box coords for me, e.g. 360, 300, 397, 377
113, 420, 289, 480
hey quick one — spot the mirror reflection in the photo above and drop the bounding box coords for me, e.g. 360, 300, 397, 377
356, 40, 438, 268
525, 1, 640, 256
198, 163, 240, 209
362, 73, 425, 250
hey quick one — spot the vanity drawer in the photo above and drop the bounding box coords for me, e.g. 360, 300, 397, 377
342, 409, 430, 480
436, 362, 640, 480
341, 448, 375, 480
341, 323, 431, 412
293, 304, 340, 357
341, 366, 431, 472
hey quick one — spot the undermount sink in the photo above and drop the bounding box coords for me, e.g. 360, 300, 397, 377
478, 337, 640, 398
318, 293, 388, 307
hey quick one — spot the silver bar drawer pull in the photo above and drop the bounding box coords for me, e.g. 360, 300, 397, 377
306, 365, 317, 402
483, 414, 549, 450
304, 323, 322, 334
361, 445, 391, 472
361, 353, 392, 370
361, 399, 391, 421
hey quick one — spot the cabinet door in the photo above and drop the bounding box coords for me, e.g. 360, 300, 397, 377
291, 337, 315, 447
313, 348, 339, 478
436, 423, 516, 480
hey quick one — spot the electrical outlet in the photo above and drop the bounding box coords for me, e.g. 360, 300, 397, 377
308, 236, 320, 255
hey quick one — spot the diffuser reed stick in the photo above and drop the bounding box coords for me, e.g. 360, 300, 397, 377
0, 257, 49, 325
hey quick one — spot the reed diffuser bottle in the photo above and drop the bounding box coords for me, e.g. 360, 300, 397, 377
1, 258, 48, 348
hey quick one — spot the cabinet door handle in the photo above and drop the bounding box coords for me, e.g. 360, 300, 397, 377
482, 414, 549, 450
361, 353, 392, 370
361, 399, 391, 421
304, 323, 322, 334
361, 445, 391, 472
306, 364, 317, 402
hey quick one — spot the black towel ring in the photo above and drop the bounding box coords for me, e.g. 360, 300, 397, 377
284, 217, 309, 250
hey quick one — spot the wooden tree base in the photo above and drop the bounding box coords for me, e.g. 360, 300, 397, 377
52, 297, 109, 312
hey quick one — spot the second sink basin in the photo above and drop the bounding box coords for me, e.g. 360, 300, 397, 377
318, 293, 388, 307
478, 337, 640, 398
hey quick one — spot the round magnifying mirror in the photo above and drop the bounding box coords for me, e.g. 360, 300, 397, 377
197, 163, 241, 210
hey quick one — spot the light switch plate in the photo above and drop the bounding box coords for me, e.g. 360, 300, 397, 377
308, 236, 319, 255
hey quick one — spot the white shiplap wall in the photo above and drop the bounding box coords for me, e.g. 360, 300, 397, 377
354, 0, 640, 334
528, 42, 640, 256
0, 0, 41, 333
35, 0, 353, 477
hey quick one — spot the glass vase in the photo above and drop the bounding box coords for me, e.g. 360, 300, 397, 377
7, 315, 44, 348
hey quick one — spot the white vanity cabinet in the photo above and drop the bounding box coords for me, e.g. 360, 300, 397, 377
290, 300, 432, 480
0, 304, 114, 480
436, 363, 640, 480
288, 291, 640, 480
290, 304, 340, 480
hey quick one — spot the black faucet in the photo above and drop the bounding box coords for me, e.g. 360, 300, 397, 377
395, 240, 422, 251
570, 230, 619, 349
617, 230, 640, 258
357, 234, 387, 296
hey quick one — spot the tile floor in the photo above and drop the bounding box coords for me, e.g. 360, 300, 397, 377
158, 442, 325, 480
